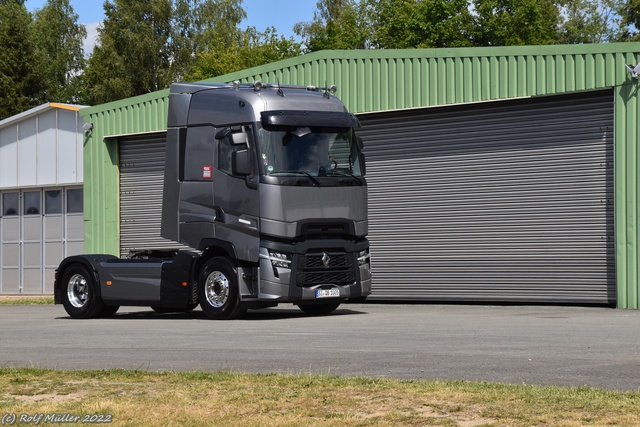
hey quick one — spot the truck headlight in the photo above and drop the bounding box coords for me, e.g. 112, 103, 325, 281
357, 249, 370, 266
268, 251, 291, 269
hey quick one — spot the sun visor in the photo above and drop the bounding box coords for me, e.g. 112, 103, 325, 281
261, 110, 360, 129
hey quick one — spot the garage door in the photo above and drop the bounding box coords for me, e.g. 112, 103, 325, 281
358, 90, 615, 304
119, 134, 189, 257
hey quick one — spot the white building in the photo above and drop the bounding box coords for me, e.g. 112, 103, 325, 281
0, 103, 86, 294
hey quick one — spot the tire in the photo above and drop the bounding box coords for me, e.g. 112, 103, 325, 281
151, 303, 198, 314
60, 264, 105, 319
298, 302, 341, 316
198, 257, 246, 320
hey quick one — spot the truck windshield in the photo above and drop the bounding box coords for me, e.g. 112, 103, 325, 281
258, 127, 363, 177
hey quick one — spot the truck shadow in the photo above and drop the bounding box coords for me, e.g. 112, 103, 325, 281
80, 306, 368, 321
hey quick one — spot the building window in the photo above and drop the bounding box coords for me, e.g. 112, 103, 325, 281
2, 193, 19, 216
24, 191, 41, 215
67, 189, 83, 213
45, 190, 63, 214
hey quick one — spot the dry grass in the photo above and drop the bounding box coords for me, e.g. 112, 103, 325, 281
1, 368, 639, 426
0, 296, 54, 305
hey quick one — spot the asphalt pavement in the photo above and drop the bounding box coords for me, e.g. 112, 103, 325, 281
0, 303, 639, 391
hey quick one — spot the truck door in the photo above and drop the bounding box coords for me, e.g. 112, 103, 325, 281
213, 126, 260, 262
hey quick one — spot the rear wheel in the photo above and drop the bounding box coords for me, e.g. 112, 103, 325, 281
61, 264, 105, 319
198, 257, 246, 320
298, 302, 341, 316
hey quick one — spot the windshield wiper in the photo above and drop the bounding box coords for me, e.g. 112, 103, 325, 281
327, 169, 361, 185
270, 171, 320, 186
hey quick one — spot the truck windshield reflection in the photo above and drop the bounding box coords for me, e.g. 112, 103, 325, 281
259, 127, 363, 178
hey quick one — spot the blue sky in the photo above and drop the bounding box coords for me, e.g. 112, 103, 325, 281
25, 0, 318, 54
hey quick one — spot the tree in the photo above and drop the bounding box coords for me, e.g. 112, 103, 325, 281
368, 0, 473, 49
32, 0, 86, 104
294, 0, 370, 51
557, 0, 622, 43
186, 26, 302, 81
471, 0, 561, 46
184, 0, 302, 81
0, 0, 44, 119
83, 0, 174, 104
618, 0, 640, 40
171, 0, 247, 80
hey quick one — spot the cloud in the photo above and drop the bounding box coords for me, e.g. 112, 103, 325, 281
83, 22, 101, 57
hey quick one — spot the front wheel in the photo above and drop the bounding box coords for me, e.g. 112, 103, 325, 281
60, 264, 105, 319
298, 302, 341, 316
198, 257, 246, 320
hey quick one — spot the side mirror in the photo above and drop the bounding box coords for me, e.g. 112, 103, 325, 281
231, 132, 249, 145
215, 128, 249, 146
215, 128, 231, 140
356, 135, 364, 150
232, 149, 251, 176
358, 152, 366, 176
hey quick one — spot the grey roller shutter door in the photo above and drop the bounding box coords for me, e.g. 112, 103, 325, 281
358, 90, 615, 304
119, 134, 189, 257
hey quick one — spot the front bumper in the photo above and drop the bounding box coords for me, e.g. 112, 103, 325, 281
255, 239, 371, 302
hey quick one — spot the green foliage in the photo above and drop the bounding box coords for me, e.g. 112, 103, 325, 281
0, 0, 43, 119
32, 0, 87, 104
296, 0, 624, 51
294, 0, 370, 51
619, 0, 640, 40
83, 0, 175, 105
183, 0, 302, 81
369, 0, 473, 48
186, 26, 302, 81
0, 0, 634, 114
172, 0, 248, 80
471, 0, 561, 46
84, 0, 302, 102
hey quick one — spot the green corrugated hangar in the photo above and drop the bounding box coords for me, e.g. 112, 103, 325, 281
80, 42, 640, 308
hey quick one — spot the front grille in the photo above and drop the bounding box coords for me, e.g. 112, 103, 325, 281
303, 253, 349, 269
296, 251, 355, 287
299, 271, 353, 285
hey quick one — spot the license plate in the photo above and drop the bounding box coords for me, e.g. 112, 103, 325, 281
316, 288, 340, 298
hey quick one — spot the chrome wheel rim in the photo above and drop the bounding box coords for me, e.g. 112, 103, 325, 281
205, 270, 229, 308
67, 274, 88, 308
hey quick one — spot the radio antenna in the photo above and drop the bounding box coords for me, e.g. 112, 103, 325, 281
277, 79, 284, 97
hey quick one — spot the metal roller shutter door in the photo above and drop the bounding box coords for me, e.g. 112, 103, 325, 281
358, 90, 615, 304
119, 134, 189, 257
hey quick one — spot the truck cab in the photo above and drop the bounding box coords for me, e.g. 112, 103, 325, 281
55, 82, 371, 319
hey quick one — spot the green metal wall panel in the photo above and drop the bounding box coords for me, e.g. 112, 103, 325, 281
615, 77, 640, 309
80, 90, 169, 256
208, 44, 633, 114
80, 43, 640, 307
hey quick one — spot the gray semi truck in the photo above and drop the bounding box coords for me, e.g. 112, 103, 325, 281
54, 81, 371, 320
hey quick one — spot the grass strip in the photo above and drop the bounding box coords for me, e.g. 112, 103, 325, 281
1, 368, 639, 426
0, 296, 54, 305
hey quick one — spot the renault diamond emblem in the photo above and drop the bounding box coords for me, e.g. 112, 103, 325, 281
321, 252, 331, 268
